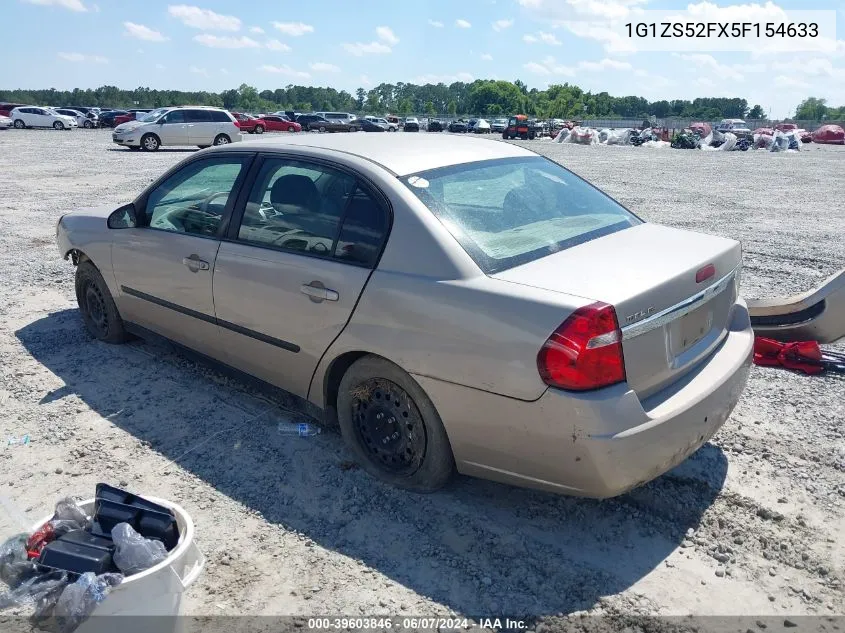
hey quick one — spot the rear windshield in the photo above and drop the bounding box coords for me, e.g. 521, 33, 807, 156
403, 156, 641, 274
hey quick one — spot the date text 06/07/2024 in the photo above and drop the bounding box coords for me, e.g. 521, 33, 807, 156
306, 617, 529, 630
625, 22, 819, 38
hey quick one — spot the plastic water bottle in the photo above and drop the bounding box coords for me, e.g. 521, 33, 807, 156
277, 422, 321, 437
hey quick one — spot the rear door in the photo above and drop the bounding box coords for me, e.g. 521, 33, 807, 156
159, 109, 189, 145
212, 155, 390, 397
111, 153, 254, 356
185, 109, 213, 144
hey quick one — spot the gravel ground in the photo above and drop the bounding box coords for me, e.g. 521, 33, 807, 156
0, 129, 843, 629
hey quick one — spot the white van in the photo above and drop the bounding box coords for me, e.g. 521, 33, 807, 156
314, 111, 356, 123
111, 106, 242, 151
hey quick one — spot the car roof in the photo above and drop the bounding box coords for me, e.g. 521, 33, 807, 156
231, 133, 536, 175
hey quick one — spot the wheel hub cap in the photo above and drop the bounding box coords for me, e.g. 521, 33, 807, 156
84, 284, 107, 334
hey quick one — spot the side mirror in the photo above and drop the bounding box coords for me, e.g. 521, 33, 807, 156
107, 203, 137, 229
157, 118, 165, 124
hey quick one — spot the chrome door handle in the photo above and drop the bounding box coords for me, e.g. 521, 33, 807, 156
300, 281, 339, 302
182, 255, 210, 272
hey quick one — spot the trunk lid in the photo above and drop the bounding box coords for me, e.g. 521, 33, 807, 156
493, 223, 741, 398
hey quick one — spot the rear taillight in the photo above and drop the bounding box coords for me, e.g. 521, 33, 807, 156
233, 120, 241, 128
537, 302, 626, 391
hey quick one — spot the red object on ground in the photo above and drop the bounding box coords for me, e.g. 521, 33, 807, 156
753, 337, 825, 375
753, 127, 773, 135
812, 124, 845, 144
26, 522, 56, 559
690, 122, 711, 137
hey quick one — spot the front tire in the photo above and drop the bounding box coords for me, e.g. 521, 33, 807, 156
318, 125, 326, 133
212, 134, 230, 146
53, 121, 65, 130
141, 133, 160, 151
75, 261, 128, 344
83, 120, 93, 129
337, 356, 455, 493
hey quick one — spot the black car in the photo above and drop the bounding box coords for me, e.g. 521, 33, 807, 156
403, 118, 420, 132
295, 114, 330, 130
427, 119, 446, 132
98, 110, 128, 128
352, 118, 386, 132
448, 120, 468, 133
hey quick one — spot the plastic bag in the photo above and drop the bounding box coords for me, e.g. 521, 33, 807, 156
51, 498, 90, 534
111, 523, 168, 576
718, 132, 737, 151
52, 571, 123, 633
553, 128, 570, 143
0, 569, 67, 609
0, 533, 38, 589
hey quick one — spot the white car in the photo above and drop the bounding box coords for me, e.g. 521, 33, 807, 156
472, 119, 491, 134
111, 106, 242, 151
54, 108, 98, 129
0, 115, 12, 130
10, 106, 78, 130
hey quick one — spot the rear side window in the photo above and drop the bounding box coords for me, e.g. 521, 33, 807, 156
333, 187, 387, 267
210, 110, 232, 122
186, 109, 212, 122
403, 156, 640, 274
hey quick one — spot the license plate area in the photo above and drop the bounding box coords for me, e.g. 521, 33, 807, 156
670, 303, 714, 357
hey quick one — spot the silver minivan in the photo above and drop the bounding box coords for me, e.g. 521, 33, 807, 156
112, 106, 242, 151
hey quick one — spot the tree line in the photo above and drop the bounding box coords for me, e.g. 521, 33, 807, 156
1, 80, 839, 121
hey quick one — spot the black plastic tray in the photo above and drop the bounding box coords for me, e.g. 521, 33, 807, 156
38, 539, 117, 576
95, 483, 175, 517
91, 499, 178, 550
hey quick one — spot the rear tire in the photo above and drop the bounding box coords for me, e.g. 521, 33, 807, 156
213, 134, 230, 146
75, 261, 129, 344
337, 356, 455, 493
14, 119, 25, 129
141, 133, 160, 151
318, 125, 326, 133
254, 125, 264, 134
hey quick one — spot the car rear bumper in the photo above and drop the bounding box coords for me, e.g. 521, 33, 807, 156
414, 300, 753, 498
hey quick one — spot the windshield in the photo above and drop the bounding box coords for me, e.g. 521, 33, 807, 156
141, 108, 169, 122
403, 156, 641, 273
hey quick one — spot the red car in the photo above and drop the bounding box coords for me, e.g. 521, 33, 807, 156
113, 109, 152, 126
0, 103, 27, 117
261, 115, 301, 132
231, 112, 267, 134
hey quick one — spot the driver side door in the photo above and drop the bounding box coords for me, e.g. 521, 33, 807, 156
110, 154, 254, 357
158, 109, 189, 146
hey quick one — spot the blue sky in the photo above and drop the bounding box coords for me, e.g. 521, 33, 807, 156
3, 0, 844, 117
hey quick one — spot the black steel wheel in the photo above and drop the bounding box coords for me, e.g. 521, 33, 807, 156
338, 356, 455, 492
75, 261, 128, 343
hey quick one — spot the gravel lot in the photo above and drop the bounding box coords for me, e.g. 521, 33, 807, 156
0, 129, 843, 628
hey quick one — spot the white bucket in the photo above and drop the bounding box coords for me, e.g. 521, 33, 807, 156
32, 496, 205, 633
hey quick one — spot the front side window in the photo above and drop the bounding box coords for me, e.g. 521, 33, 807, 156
163, 110, 186, 124
403, 156, 640, 274
145, 157, 248, 237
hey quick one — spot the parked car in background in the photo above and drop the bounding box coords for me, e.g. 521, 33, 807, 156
295, 114, 330, 130
472, 119, 491, 134
113, 109, 154, 127
490, 118, 507, 133
10, 107, 77, 130
112, 106, 241, 151
56, 133, 753, 498
98, 110, 128, 128
0, 115, 12, 130
775, 123, 797, 132
314, 111, 356, 123
262, 115, 301, 132
362, 116, 397, 132
0, 103, 27, 117
62, 106, 100, 123
502, 114, 540, 140
232, 113, 267, 134
716, 119, 752, 139
427, 119, 446, 132
403, 117, 420, 132
54, 108, 98, 128
352, 118, 387, 132
448, 119, 468, 133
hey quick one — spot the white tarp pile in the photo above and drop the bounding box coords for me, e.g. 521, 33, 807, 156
641, 139, 671, 149
699, 130, 737, 151
770, 129, 802, 152
754, 133, 774, 149
553, 128, 570, 143
602, 128, 635, 145
564, 126, 600, 145
718, 132, 738, 151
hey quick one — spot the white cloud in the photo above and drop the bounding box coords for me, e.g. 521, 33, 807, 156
524, 31, 561, 45
123, 22, 168, 42
189, 66, 208, 76
310, 62, 341, 72
428, 19, 444, 27
193, 34, 260, 48
360, 74, 372, 86
523, 61, 552, 75
249, 26, 264, 34
23, 0, 87, 11
272, 21, 314, 36
58, 52, 107, 63
156, 63, 166, 69
675, 53, 744, 81
168, 5, 241, 30
517, 0, 647, 20
492, 19, 513, 31
524, 55, 631, 76
414, 72, 474, 84
579, 57, 631, 70
772, 74, 810, 89
376, 26, 399, 45
343, 27, 398, 55
481, 53, 493, 60
259, 64, 310, 78
455, 19, 472, 28
558, 21, 637, 53
770, 57, 845, 80
265, 39, 291, 51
